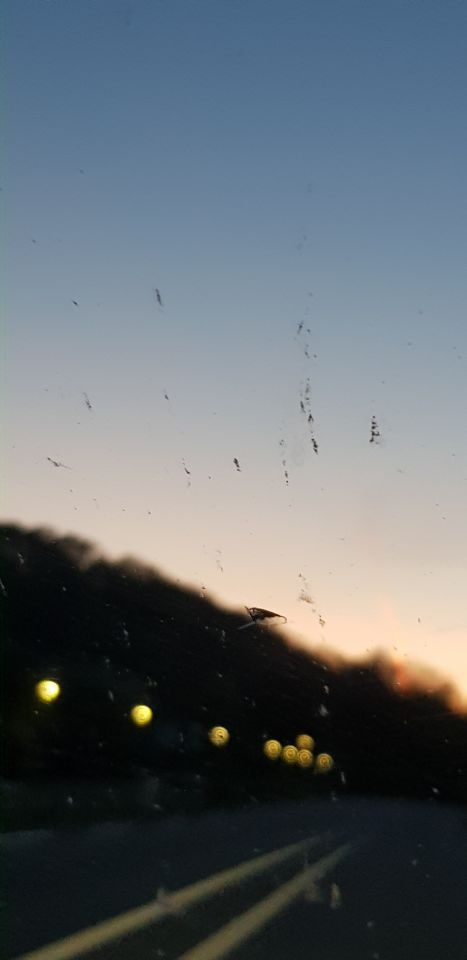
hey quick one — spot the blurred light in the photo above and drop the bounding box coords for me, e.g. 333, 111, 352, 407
35, 679, 61, 704
263, 739, 282, 760
296, 733, 315, 751
315, 752, 334, 773
281, 744, 298, 765
297, 748, 314, 768
208, 725, 230, 748
130, 704, 153, 726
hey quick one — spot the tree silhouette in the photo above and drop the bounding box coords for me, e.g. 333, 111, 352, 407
1, 523, 466, 808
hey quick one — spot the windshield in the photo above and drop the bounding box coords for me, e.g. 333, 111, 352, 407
3, 2, 467, 959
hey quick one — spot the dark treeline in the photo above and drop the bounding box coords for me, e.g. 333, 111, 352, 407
1, 523, 466, 807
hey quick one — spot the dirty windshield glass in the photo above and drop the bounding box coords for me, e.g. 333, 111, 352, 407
3, 2, 467, 959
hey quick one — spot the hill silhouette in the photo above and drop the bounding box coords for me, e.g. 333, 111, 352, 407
2, 523, 466, 808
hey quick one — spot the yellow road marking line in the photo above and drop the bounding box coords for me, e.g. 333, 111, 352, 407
176, 844, 352, 960
14, 834, 326, 960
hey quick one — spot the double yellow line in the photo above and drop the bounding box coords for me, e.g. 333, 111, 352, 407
15, 835, 351, 960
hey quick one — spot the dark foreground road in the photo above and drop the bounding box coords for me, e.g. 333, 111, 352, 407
4, 796, 467, 960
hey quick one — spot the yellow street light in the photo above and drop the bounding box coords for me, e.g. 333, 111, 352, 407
315, 752, 334, 773
263, 739, 282, 760
281, 744, 298, 765
35, 679, 61, 704
296, 733, 315, 752
130, 704, 153, 727
297, 748, 314, 768
208, 725, 230, 748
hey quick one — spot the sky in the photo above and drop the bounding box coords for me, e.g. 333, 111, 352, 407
3, 0, 467, 699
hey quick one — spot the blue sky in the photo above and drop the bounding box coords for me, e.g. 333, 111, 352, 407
4, 0, 467, 697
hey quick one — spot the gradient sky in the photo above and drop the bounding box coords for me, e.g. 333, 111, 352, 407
4, 1, 467, 697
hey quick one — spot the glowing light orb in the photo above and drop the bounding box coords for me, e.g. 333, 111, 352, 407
263, 739, 282, 760
35, 679, 61, 704
315, 752, 334, 773
208, 725, 230, 748
297, 748, 314, 768
296, 733, 315, 751
130, 704, 153, 726
281, 744, 298, 765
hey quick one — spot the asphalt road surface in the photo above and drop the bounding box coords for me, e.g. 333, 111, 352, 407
5, 796, 467, 960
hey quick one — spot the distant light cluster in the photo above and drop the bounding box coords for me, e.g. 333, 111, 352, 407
262, 732, 334, 773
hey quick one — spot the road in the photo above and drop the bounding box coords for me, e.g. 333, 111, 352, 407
4, 796, 467, 960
